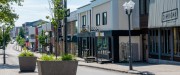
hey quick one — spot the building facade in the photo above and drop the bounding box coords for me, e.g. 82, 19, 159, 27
148, 0, 180, 64
76, 0, 149, 63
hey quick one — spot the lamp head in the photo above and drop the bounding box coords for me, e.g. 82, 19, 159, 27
45, 32, 49, 36
123, 0, 135, 10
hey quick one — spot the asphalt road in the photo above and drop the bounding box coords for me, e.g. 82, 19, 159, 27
0, 43, 133, 75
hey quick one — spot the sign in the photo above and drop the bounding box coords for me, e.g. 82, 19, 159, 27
162, 8, 178, 22
95, 32, 104, 37
66, 9, 70, 17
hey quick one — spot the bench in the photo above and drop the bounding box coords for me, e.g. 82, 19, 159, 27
84, 57, 96, 63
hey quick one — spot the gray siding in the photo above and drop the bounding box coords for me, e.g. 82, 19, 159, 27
149, 0, 180, 28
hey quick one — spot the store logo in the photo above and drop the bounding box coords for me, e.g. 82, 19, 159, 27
162, 8, 178, 22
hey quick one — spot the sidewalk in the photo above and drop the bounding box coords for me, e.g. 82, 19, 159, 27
32, 51, 180, 75
77, 58, 180, 75
14, 44, 180, 75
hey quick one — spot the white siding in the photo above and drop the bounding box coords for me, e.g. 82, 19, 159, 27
92, 1, 111, 30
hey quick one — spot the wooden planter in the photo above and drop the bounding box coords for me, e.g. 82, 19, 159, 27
19, 57, 37, 72
37, 61, 78, 75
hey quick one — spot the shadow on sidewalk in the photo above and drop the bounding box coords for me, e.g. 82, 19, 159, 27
0, 64, 19, 69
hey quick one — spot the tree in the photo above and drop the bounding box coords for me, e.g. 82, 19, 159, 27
0, 0, 23, 26
16, 35, 25, 51
19, 27, 25, 38
47, 0, 65, 57
38, 30, 47, 53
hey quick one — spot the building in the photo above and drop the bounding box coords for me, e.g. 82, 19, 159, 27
67, 11, 78, 55
22, 19, 48, 51
76, 0, 149, 63
148, 0, 180, 64
38, 22, 54, 53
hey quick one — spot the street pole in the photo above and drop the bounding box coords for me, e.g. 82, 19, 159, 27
126, 9, 133, 70
64, 0, 68, 54
3, 27, 6, 65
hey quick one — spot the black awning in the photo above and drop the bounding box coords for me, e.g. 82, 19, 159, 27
72, 36, 77, 42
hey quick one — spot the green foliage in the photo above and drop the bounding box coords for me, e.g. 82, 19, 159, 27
16, 36, 25, 47
38, 30, 47, 46
0, 26, 12, 46
0, 0, 23, 26
18, 47, 34, 57
61, 54, 76, 61
40, 54, 55, 61
18, 27, 25, 38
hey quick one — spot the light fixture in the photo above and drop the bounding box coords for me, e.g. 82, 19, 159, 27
45, 32, 49, 36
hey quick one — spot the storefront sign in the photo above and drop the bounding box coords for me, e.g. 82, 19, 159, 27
96, 32, 104, 36
162, 8, 178, 22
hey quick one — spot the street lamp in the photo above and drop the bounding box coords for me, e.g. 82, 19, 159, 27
45, 32, 49, 53
26, 36, 29, 49
123, 0, 135, 70
2, 25, 6, 65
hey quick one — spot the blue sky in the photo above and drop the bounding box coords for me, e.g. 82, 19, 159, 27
13, 0, 90, 26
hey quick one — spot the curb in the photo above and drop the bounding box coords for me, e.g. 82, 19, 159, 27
78, 64, 141, 74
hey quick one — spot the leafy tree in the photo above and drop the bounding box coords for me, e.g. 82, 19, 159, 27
47, 0, 65, 56
0, 0, 23, 26
38, 30, 47, 53
16, 35, 25, 51
18, 27, 25, 38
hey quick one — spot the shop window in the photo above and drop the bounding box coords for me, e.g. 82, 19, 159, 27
174, 28, 180, 56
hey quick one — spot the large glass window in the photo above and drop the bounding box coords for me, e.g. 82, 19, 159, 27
174, 28, 180, 56
102, 12, 107, 25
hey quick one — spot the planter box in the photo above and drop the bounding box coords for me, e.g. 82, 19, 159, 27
19, 57, 37, 72
37, 61, 78, 75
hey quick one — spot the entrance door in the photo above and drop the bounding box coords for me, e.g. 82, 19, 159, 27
142, 34, 148, 62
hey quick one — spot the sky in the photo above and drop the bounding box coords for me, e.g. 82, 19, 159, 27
13, 0, 90, 26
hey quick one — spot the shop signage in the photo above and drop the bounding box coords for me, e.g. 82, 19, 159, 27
162, 8, 178, 22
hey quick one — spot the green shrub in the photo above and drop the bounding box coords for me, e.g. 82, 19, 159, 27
40, 54, 55, 61
18, 47, 34, 57
61, 54, 76, 61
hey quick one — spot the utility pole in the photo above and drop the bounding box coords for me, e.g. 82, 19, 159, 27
64, 0, 68, 54
3, 26, 6, 64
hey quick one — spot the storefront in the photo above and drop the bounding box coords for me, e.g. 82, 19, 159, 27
148, 0, 180, 63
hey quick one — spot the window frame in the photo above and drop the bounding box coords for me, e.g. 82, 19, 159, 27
82, 15, 86, 26
96, 13, 100, 26
102, 12, 107, 25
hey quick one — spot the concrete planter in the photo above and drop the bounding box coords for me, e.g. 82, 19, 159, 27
37, 61, 78, 75
19, 57, 37, 72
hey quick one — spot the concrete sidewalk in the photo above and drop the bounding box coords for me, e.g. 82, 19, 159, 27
32, 51, 180, 75
77, 58, 180, 75
14, 44, 180, 75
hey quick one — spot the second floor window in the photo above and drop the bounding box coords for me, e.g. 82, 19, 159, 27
102, 12, 107, 25
82, 15, 86, 26
96, 14, 100, 26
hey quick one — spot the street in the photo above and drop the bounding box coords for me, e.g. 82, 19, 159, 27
0, 43, 132, 75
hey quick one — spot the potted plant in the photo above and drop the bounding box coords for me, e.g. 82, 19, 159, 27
37, 54, 78, 75
18, 47, 37, 72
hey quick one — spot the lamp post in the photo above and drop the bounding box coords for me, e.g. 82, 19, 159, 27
123, 0, 135, 70
45, 32, 49, 54
2, 25, 6, 65
26, 36, 29, 49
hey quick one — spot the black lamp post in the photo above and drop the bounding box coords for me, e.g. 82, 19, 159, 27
123, 0, 135, 70
2, 25, 6, 65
